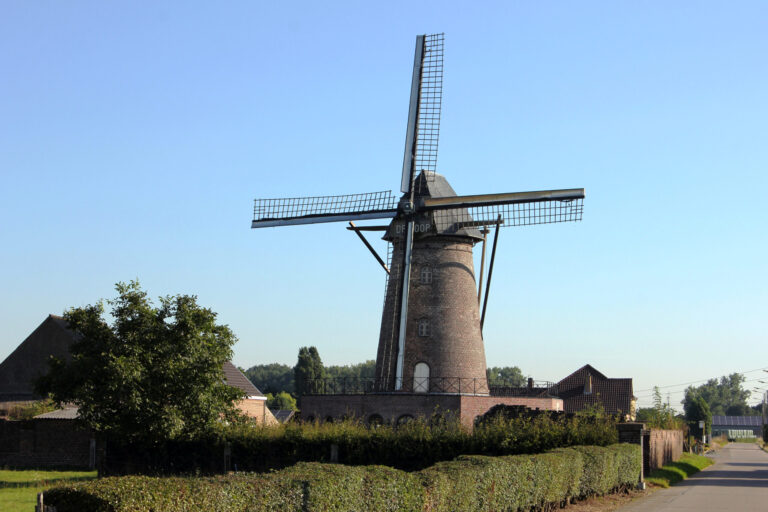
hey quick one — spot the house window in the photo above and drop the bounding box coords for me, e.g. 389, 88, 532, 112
413, 362, 430, 393
418, 319, 430, 337
420, 267, 433, 284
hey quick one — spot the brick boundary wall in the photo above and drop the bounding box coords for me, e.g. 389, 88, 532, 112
301, 394, 563, 429
0, 419, 94, 469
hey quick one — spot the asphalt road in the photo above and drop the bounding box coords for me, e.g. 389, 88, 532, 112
619, 443, 768, 512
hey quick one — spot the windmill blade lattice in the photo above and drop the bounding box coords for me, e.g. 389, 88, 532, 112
252, 191, 399, 228
432, 196, 584, 231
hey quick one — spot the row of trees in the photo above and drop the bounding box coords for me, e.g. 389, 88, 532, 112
638, 372, 761, 439
245, 355, 527, 407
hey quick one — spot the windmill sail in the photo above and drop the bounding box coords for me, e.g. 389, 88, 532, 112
401, 33, 443, 195
251, 191, 398, 228
424, 188, 585, 230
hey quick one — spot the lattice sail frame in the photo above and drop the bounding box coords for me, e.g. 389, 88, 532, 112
412, 34, 443, 186
431, 197, 584, 231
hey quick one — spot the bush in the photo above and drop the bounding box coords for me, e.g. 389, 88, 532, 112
46, 444, 641, 512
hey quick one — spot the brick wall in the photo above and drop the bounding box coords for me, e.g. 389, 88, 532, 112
0, 419, 93, 468
301, 394, 563, 429
236, 398, 277, 425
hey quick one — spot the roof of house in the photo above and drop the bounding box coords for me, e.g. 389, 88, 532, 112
712, 415, 762, 427
271, 409, 296, 423
557, 364, 634, 416
222, 361, 263, 396
34, 406, 80, 420
1, 315, 264, 401
0, 315, 76, 401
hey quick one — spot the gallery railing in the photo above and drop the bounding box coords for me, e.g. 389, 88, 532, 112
303, 378, 558, 397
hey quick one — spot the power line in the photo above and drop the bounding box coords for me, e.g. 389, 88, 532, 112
634, 366, 768, 393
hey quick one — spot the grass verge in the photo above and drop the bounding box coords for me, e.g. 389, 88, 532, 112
0, 469, 97, 512
645, 453, 713, 488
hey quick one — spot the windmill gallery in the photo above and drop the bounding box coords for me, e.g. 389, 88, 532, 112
251, 34, 586, 427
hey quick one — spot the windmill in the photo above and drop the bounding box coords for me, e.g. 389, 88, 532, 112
252, 34, 584, 396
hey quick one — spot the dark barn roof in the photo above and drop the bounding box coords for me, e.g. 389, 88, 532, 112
557, 364, 634, 416
0, 315, 76, 401
1, 315, 263, 401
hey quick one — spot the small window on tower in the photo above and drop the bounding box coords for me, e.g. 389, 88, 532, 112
420, 267, 432, 284
418, 319, 430, 337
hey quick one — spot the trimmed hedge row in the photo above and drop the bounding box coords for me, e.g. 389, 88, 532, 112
45, 444, 640, 512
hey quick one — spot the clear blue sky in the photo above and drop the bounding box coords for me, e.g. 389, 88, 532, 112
2, 2, 766, 410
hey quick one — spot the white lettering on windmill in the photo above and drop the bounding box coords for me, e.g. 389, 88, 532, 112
395, 223, 431, 235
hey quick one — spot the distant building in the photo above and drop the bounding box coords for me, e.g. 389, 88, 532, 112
711, 415, 761, 438
0, 315, 276, 424
557, 364, 635, 420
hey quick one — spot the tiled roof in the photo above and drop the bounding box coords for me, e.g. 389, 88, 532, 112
35, 407, 79, 420
271, 409, 296, 423
557, 365, 634, 416
222, 361, 263, 397
712, 415, 762, 427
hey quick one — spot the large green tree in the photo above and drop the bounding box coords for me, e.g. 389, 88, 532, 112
294, 346, 324, 396
685, 395, 712, 439
35, 281, 244, 443
486, 366, 526, 387
244, 363, 295, 395
681, 373, 754, 416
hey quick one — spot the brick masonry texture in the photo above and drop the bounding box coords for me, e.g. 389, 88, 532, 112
302, 394, 563, 429
375, 234, 488, 393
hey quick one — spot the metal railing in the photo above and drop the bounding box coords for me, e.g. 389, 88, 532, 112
303, 378, 558, 397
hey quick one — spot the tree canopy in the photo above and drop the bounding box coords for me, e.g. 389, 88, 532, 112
486, 366, 526, 387
681, 373, 756, 416
35, 281, 244, 443
294, 346, 324, 396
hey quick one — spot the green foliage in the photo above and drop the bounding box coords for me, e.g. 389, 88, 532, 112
684, 395, 712, 438
44, 444, 640, 512
646, 452, 713, 488
34, 281, 244, 444
324, 360, 376, 381
485, 366, 526, 387
244, 363, 295, 395
637, 387, 685, 429
265, 391, 297, 411
6, 399, 57, 420
212, 412, 618, 472
293, 346, 324, 397
682, 373, 755, 416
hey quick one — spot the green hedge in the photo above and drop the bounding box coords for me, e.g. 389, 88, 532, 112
45, 444, 640, 512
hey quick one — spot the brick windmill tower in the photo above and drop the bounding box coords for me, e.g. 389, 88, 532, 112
251, 34, 584, 424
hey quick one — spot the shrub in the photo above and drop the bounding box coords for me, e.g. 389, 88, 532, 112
45, 444, 640, 512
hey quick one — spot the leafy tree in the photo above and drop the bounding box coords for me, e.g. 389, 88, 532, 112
486, 366, 526, 387
244, 363, 295, 395
35, 281, 244, 443
684, 395, 712, 439
681, 373, 754, 416
294, 346, 324, 396
266, 391, 298, 411
325, 360, 376, 381
637, 387, 683, 429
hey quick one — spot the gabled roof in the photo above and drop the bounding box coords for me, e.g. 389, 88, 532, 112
271, 409, 296, 423
0, 315, 77, 400
556, 364, 634, 416
1, 315, 263, 400
222, 361, 263, 397
34, 406, 79, 420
